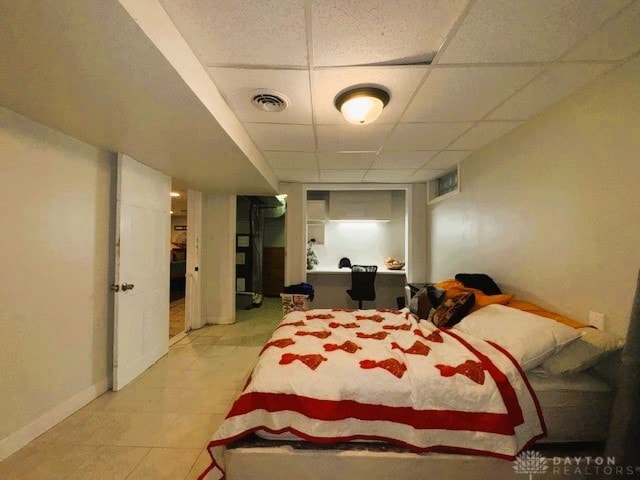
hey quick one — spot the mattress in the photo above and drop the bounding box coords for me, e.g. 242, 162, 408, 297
526, 370, 613, 442
255, 370, 613, 444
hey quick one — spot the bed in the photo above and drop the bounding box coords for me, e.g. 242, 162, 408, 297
202, 306, 607, 480
209, 371, 614, 480
198, 267, 624, 480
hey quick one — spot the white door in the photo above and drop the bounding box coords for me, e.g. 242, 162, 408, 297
186, 190, 203, 330
113, 153, 171, 391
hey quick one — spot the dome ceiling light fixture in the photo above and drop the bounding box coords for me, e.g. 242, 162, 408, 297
334, 86, 390, 125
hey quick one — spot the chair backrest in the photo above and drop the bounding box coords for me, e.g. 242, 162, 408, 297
349, 265, 377, 301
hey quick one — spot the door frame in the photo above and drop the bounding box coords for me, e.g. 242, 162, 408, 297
185, 189, 203, 331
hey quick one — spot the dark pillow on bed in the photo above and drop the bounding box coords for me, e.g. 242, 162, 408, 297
455, 273, 502, 296
426, 284, 446, 307
414, 288, 435, 320
431, 291, 475, 328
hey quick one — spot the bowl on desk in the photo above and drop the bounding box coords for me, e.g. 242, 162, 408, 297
384, 259, 405, 270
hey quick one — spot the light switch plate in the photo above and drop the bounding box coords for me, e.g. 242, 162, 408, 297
589, 311, 605, 330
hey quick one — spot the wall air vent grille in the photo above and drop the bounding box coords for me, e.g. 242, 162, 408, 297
250, 90, 290, 112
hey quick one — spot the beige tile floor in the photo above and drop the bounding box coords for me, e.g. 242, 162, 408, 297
0, 298, 283, 480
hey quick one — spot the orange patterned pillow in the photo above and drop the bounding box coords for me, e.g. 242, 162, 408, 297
442, 286, 514, 313
432, 291, 475, 328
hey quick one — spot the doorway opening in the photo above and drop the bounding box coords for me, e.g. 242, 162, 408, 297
169, 186, 187, 339
235, 196, 286, 311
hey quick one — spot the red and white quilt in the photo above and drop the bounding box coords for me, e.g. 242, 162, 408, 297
200, 308, 546, 479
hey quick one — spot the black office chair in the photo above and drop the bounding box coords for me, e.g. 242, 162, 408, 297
346, 265, 377, 309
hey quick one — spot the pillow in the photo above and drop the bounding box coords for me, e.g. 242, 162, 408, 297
442, 286, 514, 313
408, 287, 434, 319
408, 294, 419, 314
415, 288, 436, 320
431, 291, 475, 328
453, 304, 583, 371
455, 273, 502, 295
538, 327, 624, 376
427, 284, 446, 308
436, 279, 465, 290
470, 291, 514, 313
507, 299, 589, 329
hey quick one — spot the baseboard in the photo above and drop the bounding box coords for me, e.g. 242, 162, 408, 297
0, 377, 109, 462
205, 315, 235, 325
169, 331, 187, 346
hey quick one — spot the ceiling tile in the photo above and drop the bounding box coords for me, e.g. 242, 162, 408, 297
364, 170, 415, 182
403, 66, 541, 122
245, 124, 315, 152
274, 169, 319, 182
372, 151, 438, 169
487, 63, 615, 120
563, 1, 640, 61
438, 0, 629, 63
447, 121, 522, 150
317, 152, 376, 169
313, 66, 426, 125
264, 152, 317, 169
319, 170, 367, 182
316, 124, 393, 151
385, 123, 473, 150
158, 0, 308, 66
311, 0, 468, 67
409, 169, 448, 182
209, 68, 312, 124
425, 151, 472, 170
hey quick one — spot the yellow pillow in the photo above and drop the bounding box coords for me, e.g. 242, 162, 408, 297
506, 300, 588, 329
436, 279, 465, 290
470, 291, 515, 313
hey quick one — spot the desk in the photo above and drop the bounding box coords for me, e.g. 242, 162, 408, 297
307, 266, 406, 275
306, 266, 407, 309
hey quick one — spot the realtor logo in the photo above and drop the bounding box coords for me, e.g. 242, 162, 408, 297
513, 450, 549, 479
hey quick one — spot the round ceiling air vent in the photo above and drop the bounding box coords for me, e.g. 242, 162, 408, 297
250, 89, 290, 112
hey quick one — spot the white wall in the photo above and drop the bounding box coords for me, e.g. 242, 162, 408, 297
0, 106, 113, 459
428, 56, 640, 337
312, 191, 406, 268
201, 194, 236, 324
281, 183, 305, 285
408, 183, 428, 283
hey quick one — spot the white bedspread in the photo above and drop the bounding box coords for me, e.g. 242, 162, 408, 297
201, 308, 545, 480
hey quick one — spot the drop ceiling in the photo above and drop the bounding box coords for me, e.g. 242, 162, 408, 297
0, 0, 278, 195
156, 0, 640, 184
1, 1, 639, 192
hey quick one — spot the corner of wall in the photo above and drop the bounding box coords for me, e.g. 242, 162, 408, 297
201, 193, 236, 324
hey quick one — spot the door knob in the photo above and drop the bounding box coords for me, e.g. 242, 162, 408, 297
121, 283, 135, 291
110, 284, 120, 292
